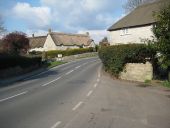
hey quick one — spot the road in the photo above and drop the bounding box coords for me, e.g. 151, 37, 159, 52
0, 57, 170, 128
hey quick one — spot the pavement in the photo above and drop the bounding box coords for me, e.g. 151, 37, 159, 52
0, 57, 170, 128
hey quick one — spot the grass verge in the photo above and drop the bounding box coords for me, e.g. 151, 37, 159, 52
162, 81, 170, 88
47, 61, 66, 69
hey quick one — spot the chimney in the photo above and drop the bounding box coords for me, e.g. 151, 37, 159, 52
86, 32, 89, 36
32, 34, 34, 38
48, 28, 52, 33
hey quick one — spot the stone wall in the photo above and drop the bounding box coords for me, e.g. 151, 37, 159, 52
120, 62, 153, 82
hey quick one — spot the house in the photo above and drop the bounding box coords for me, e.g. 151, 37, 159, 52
108, 0, 167, 45
29, 30, 95, 52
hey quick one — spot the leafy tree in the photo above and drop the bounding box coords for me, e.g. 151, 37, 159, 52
153, 2, 170, 81
99, 37, 110, 47
2, 31, 29, 55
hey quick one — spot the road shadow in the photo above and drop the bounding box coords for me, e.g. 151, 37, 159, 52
0, 67, 60, 88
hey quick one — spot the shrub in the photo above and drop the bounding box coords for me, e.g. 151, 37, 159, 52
2, 31, 29, 55
153, 2, 170, 81
46, 47, 94, 58
0, 53, 42, 69
98, 44, 156, 77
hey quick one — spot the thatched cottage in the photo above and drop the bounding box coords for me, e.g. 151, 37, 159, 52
29, 30, 95, 52
108, 0, 168, 45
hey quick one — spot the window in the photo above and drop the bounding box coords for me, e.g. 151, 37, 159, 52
121, 28, 129, 35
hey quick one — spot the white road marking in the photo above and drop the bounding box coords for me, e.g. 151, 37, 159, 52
51, 121, 61, 128
94, 83, 98, 88
65, 70, 74, 75
98, 73, 101, 78
41, 77, 62, 87
72, 101, 83, 111
0, 91, 28, 102
86, 90, 93, 97
97, 78, 100, 82
83, 62, 88, 65
75, 65, 81, 69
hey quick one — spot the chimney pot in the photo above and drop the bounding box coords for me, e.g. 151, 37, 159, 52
48, 28, 52, 33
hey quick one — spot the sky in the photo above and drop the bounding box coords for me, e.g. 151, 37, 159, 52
0, 0, 126, 42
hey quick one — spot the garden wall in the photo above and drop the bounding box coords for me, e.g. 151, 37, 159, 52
120, 62, 153, 82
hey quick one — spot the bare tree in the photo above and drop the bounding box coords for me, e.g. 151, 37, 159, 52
124, 0, 157, 12
0, 15, 6, 35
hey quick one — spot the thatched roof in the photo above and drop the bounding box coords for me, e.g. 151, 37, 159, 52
29, 36, 46, 48
29, 32, 93, 49
108, 0, 168, 31
50, 32, 92, 46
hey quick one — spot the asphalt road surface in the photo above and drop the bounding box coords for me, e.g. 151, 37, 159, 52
0, 57, 170, 128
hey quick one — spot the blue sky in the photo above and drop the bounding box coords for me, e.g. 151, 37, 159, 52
0, 0, 126, 42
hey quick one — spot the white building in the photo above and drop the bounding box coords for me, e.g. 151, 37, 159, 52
29, 30, 95, 52
108, 0, 167, 45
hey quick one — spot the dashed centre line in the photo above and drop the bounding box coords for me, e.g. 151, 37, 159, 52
86, 90, 93, 97
97, 78, 100, 82
0, 91, 28, 102
51, 121, 61, 128
42, 77, 62, 87
75, 65, 81, 69
72, 101, 83, 111
65, 70, 74, 75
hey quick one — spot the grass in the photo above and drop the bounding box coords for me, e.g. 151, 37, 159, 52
145, 79, 151, 84
162, 81, 170, 88
47, 61, 66, 69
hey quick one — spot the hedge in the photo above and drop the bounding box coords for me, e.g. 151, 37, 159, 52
46, 47, 94, 58
98, 44, 156, 77
0, 53, 42, 69
29, 47, 94, 58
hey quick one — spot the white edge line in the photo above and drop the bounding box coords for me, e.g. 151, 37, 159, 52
41, 77, 61, 87
98, 73, 101, 78
94, 83, 98, 88
0, 91, 28, 102
51, 121, 61, 128
72, 101, 83, 111
86, 90, 93, 97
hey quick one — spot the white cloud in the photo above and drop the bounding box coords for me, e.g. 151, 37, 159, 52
10, 0, 126, 35
13, 2, 52, 28
40, 0, 125, 31
41, 0, 76, 10
81, 0, 105, 11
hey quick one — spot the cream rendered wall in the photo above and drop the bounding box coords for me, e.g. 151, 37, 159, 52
55, 45, 80, 50
43, 34, 57, 51
109, 25, 154, 45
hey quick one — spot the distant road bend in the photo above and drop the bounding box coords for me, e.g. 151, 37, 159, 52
0, 57, 170, 128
